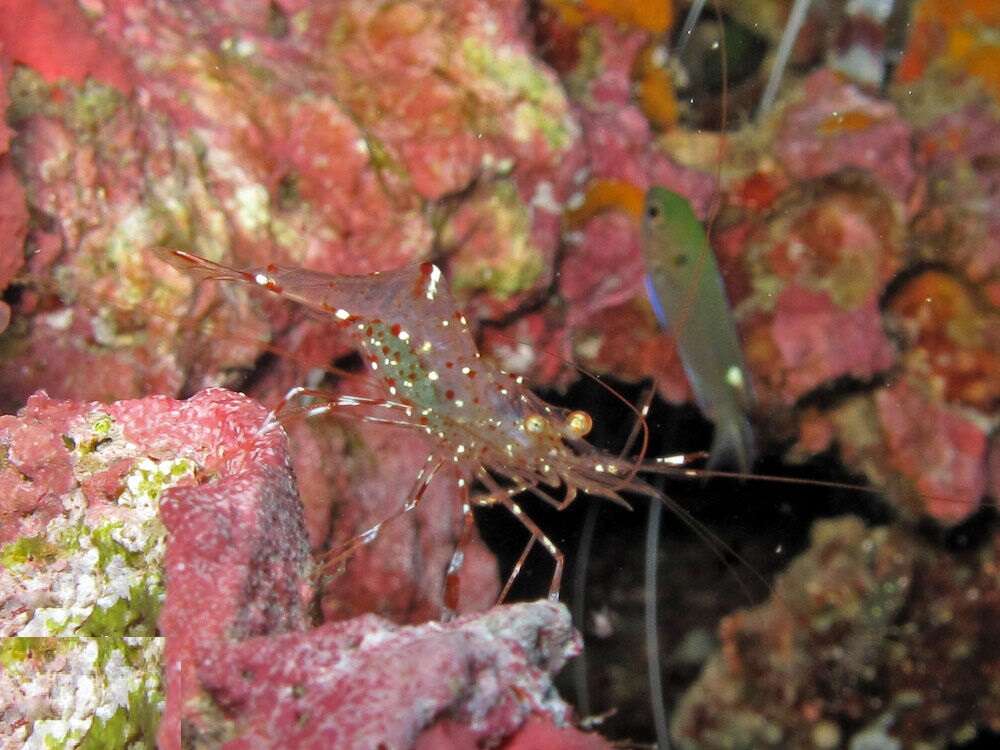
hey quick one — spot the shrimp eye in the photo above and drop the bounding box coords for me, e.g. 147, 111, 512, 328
565, 410, 592, 438
523, 414, 547, 435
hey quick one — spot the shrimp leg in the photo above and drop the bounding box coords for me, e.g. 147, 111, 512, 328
477, 470, 564, 602
260, 386, 417, 434
321, 453, 446, 571
442, 484, 476, 617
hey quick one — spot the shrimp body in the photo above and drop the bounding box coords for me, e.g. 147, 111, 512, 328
159, 250, 655, 509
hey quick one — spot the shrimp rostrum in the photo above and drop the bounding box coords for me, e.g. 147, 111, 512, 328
157, 249, 697, 604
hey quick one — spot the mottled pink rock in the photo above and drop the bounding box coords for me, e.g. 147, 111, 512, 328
193, 601, 581, 749
0, 397, 76, 545
412, 715, 611, 749
499, 715, 613, 749
912, 102, 1000, 289
875, 378, 988, 524
0, 49, 12, 153
0, 0, 583, 417
769, 286, 895, 402
0, 54, 25, 335
562, 212, 645, 325
0, 389, 312, 747
153, 393, 312, 749
774, 70, 916, 202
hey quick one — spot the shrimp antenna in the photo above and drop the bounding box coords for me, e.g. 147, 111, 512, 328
674, 0, 708, 57
645, 486, 670, 749
757, 0, 812, 117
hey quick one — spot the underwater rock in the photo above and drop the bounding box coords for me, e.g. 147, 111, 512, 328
0, 389, 310, 747
672, 516, 1000, 749
193, 600, 590, 749
740, 171, 904, 406
0, 636, 162, 749
0, 389, 583, 748
0, 0, 135, 92
773, 70, 917, 202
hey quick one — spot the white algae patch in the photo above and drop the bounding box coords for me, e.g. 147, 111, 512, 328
0, 409, 194, 747
1, 637, 164, 749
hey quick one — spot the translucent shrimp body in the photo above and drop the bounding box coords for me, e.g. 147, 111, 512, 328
158, 249, 667, 597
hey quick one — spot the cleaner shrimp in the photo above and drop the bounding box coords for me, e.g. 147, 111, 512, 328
155, 248, 737, 608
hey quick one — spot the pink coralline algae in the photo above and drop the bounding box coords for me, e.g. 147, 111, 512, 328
194, 601, 590, 749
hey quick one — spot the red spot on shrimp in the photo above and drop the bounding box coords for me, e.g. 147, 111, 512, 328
385, 377, 396, 386
414, 262, 434, 298
390, 323, 401, 336
266, 263, 278, 273
445, 362, 454, 368
419, 416, 429, 425
466, 370, 477, 379
445, 389, 455, 400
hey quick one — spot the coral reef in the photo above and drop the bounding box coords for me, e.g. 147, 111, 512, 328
671, 517, 1000, 749
0, 0, 998, 747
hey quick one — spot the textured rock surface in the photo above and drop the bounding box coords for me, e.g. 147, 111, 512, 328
672, 517, 1000, 749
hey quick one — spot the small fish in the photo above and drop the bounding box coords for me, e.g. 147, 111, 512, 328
641, 186, 756, 472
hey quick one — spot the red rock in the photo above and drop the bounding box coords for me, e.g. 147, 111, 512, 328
774, 70, 916, 202
192, 601, 581, 749
875, 378, 987, 524
0, 402, 75, 545
0, 0, 134, 92
500, 715, 613, 749
767, 285, 895, 403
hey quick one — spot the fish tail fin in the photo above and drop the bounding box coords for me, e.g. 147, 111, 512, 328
707, 411, 756, 474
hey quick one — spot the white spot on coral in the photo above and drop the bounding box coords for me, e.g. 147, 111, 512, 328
531, 181, 561, 213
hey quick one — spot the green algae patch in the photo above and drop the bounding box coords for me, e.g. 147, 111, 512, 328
9, 449, 194, 637
1, 637, 163, 749
461, 36, 577, 151
447, 180, 546, 299
0, 534, 61, 568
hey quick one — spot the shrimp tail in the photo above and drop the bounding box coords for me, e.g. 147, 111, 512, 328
152, 248, 247, 284
707, 409, 756, 474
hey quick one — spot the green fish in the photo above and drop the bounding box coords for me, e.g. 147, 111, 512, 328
641, 186, 756, 472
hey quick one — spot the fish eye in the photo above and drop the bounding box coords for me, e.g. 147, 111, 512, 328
565, 410, 593, 438
646, 203, 660, 220
523, 414, 547, 435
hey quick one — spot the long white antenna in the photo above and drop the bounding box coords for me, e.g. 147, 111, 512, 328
757, 0, 812, 117
674, 0, 708, 57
